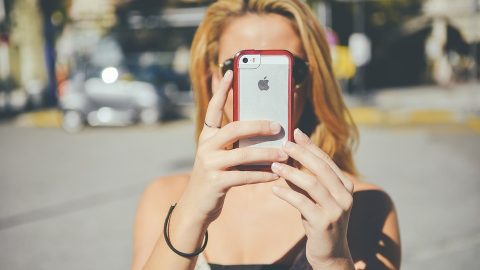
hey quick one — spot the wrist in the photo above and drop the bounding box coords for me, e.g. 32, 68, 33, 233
162, 202, 209, 259
309, 243, 354, 270
310, 257, 354, 270
164, 202, 209, 258
173, 199, 210, 230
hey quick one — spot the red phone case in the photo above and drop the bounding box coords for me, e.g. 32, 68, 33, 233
233, 49, 294, 171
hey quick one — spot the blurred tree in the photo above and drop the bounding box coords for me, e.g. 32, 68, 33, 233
370, 0, 423, 24
306, 0, 423, 43
307, 0, 425, 89
117, 0, 214, 10
367, 0, 424, 40
42, 0, 69, 39
363, 0, 426, 88
0, 0, 13, 33
119, 0, 168, 11
39, 0, 70, 105
166, 0, 215, 8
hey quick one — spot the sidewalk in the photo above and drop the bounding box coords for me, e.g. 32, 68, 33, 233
346, 83, 480, 133
1, 119, 478, 270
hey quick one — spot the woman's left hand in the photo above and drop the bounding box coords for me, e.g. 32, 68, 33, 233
271, 128, 355, 270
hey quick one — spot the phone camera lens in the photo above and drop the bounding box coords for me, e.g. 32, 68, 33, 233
242, 58, 248, 63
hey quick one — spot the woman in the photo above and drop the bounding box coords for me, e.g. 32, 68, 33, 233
132, 1, 401, 270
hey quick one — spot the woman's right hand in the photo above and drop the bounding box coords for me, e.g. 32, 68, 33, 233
177, 70, 287, 226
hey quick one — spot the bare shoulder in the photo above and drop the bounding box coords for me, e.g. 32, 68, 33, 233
344, 173, 401, 270
354, 181, 385, 193
343, 172, 387, 193
134, 173, 191, 232
142, 173, 190, 206
131, 173, 190, 270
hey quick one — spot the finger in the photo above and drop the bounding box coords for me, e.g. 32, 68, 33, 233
293, 128, 354, 193
283, 140, 352, 207
271, 185, 323, 225
202, 70, 233, 134
210, 147, 288, 169
207, 120, 282, 149
219, 171, 280, 190
271, 162, 338, 209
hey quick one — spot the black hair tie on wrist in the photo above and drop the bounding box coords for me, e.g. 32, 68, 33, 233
163, 203, 208, 258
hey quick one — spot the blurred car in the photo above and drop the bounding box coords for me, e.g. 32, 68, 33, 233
58, 34, 192, 132
59, 66, 162, 132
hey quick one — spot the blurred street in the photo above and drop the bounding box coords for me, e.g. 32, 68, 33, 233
0, 116, 479, 270
1, 0, 479, 269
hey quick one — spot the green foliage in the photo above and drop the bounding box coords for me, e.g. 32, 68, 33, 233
369, 0, 424, 27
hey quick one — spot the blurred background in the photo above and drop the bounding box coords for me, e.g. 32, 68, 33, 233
0, 0, 479, 269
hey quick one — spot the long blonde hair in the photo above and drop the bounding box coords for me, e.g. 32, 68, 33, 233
189, 0, 359, 176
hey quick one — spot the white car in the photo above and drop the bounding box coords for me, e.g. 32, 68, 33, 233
60, 67, 161, 132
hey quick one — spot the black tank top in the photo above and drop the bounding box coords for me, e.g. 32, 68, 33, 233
208, 263, 290, 270
207, 236, 312, 270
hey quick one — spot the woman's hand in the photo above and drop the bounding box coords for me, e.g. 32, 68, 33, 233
177, 70, 287, 226
270, 128, 355, 270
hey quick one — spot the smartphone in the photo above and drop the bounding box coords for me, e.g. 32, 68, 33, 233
233, 49, 294, 171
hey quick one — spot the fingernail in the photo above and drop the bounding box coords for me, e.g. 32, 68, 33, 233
278, 150, 288, 160
270, 122, 281, 134
283, 140, 294, 149
224, 70, 232, 80
294, 128, 311, 143
271, 162, 283, 173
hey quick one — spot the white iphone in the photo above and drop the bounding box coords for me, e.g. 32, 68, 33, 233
233, 49, 294, 171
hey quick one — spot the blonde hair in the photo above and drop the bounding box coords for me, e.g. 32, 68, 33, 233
189, 0, 359, 176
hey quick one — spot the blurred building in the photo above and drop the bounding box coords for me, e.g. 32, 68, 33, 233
422, 0, 480, 85
54, 0, 209, 130
319, 0, 479, 90
1, 0, 478, 119
1, 0, 48, 113
424, 0, 480, 43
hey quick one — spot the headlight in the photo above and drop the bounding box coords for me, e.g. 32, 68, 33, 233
101, 67, 119, 84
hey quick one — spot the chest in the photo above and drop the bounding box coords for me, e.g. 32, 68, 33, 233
203, 187, 306, 265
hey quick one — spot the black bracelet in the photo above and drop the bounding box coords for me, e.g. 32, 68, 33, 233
163, 203, 208, 258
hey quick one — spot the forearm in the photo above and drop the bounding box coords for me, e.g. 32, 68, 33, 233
142, 202, 209, 270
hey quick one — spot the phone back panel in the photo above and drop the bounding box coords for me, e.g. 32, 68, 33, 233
233, 50, 293, 168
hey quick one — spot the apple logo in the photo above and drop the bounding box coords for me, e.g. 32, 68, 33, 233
258, 76, 270, 91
